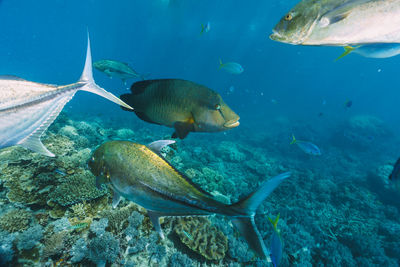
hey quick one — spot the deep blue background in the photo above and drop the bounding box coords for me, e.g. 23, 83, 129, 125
0, 0, 399, 134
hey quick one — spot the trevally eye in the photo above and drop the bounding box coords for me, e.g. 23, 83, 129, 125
284, 12, 293, 21
215, 104, 221, 110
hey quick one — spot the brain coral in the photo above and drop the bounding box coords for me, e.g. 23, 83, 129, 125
174, 217, 228, 260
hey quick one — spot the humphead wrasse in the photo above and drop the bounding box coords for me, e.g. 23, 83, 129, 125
120, 79, 240, 139
88, 140, 291, 259
0, 35, 132, 157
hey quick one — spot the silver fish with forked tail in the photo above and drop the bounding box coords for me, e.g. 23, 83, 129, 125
88, 139, 291, 259
0, 34, 133, 157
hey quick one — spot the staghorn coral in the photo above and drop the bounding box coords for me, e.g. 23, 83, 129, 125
0, 209, 32, 233
174, 217, 228, 260
48, 169, 107, 206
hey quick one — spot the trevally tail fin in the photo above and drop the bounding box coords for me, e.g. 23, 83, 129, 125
78, 33, 133, 110
229, 172, 290, 258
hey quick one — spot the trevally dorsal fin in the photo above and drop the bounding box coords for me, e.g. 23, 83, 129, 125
147, 140, 175, 154
18, 90, 77, 157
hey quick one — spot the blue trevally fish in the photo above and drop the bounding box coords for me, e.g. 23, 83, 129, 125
389, 158, 400, 191
290, 135, 321, 155
0, 34, 133, 157
336, 43, 400, 60
89, 139, 291, 259
269, 214, 283, 267
219, 59, 244, 74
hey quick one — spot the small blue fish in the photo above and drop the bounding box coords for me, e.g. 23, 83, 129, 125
269, 214, 283, 267
290, 135, 321, 156
200, 22, 210, 35
389, 158, 400, 191
219, 59, 243, 74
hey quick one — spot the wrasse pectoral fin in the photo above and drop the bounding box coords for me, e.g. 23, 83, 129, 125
173, 121, 194, 139
147, 140, 176, 154
147, 210, 165, 239
112, 192, 121, 209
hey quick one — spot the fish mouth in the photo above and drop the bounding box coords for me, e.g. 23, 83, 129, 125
224, 120, 240, 128
270, 30, 284, 42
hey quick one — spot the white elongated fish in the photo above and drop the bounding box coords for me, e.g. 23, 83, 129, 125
0, 34, 133, 157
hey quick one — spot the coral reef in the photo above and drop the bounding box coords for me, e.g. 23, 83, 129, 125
17, 225, 43, 251
174, 217, 228, 260
0, 112, 399, 266
48, 169, 107, 207
0, 209, 32, 233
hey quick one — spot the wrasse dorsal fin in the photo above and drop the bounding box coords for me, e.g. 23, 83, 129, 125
18, 90, 77, 157
147, 140, 175, 154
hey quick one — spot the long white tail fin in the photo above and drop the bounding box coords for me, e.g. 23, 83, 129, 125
79, 33, 133, 110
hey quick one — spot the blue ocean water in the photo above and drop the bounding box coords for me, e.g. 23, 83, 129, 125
0, 0, 400, 266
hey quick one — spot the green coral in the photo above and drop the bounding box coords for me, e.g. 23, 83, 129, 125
174, 217, 228, 260
0, 209, 32, 233
49, 169, 107, 206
